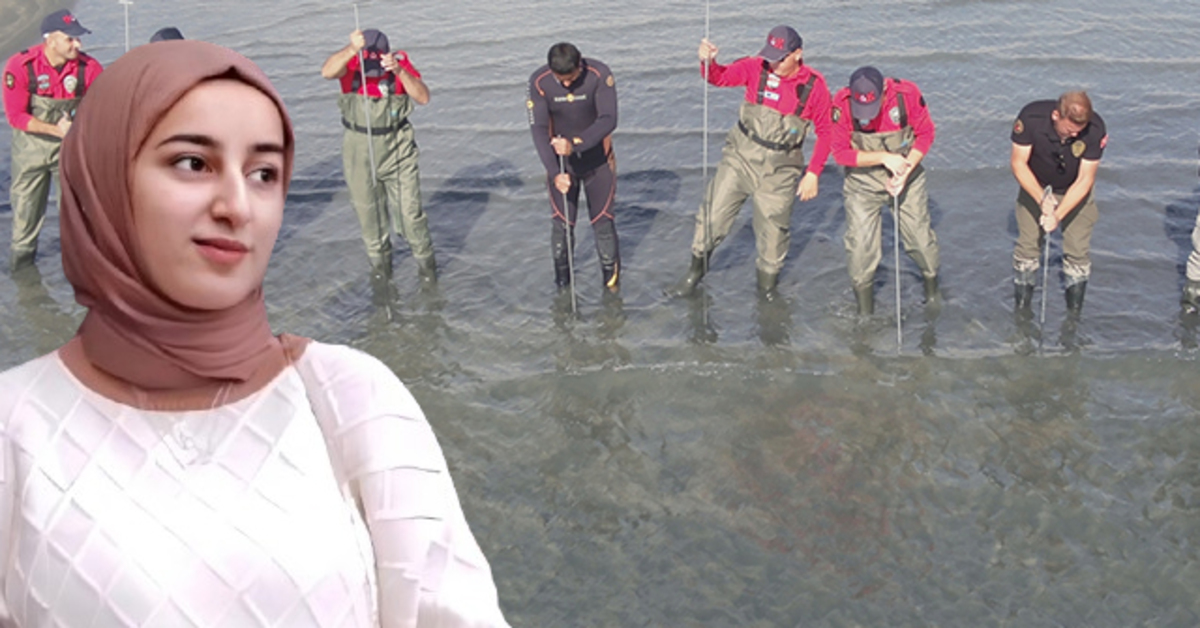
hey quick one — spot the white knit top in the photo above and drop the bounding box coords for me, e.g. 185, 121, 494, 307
0, 342, 508, 627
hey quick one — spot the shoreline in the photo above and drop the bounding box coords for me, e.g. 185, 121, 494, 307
0, 0, 77, 59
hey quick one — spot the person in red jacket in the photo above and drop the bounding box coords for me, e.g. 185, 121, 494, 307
829, 66, 940, 315
666, 25, 833, 302
2, 9, 102, 270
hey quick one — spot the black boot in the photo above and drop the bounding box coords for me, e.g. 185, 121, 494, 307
665, 253, 709, 298
1013, 269, 1036, 313
602, 261, 620, 295
416, 254, 437, 286
1182, 280, 1200, 316
1065, 280, 1087, 319
756, 269, 779, 302
854, 283, 874, 316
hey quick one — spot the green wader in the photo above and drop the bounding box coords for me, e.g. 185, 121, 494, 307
690, 102, 811, 275
338, 92, 433, 277
9, 93, 79, 267
842, 125, 939, 290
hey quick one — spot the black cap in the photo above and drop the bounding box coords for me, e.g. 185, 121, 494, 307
849, 66, 885, 122
360, 29, 390, 77
41, 9, 91, 37
149, 27, 185, 43
758, 25, 802, 63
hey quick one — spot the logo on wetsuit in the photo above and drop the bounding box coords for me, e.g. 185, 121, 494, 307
554, 94, 586, 104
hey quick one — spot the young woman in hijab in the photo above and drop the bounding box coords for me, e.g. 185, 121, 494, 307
0, 40, 509, 627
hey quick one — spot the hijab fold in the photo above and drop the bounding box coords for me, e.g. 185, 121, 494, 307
59, 41, 297, 390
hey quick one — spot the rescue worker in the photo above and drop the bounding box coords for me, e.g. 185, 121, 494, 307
829, 66, 940, 315
2, 9, 102, 270
321, 28, 436, 284
1184, 145, 1200, 316
149, 27, 185, 43
666, 25, 833, 301
526, 42, 621, 295
1010, 91, 1106, 319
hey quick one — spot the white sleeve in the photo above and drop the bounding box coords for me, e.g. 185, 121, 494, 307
296, 344, 509, 628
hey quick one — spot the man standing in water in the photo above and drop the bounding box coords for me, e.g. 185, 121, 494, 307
321, 28, 436, 285
666, 25, 832, 302
2, 9, 102, 270
828, 66, 940, 315
527, 42, 621, 297
1010, 91, 1106, 319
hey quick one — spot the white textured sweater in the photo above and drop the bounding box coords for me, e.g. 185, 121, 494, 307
0, 342, 508, 627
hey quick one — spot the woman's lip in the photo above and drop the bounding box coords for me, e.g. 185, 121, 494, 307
194, 238, 249, 264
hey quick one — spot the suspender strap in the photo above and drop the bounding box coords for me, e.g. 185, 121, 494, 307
350, 72, 396, 95
754, 59, 771, 105
341, 116, 410, 135
75, 58, 87, 97
793, 75, 816, 116
25, 59, 35, 97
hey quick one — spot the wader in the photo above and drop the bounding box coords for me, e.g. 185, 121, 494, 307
690, 101, 812, 276
339, 92, 433, 278
1013, 188, 1096, 315
9, 68, 83, 268
842, 108, 939, 293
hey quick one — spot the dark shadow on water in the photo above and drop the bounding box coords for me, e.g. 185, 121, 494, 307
1162, 184, 1200, 291
612, 168, 681, 261
425, 160, 523, 263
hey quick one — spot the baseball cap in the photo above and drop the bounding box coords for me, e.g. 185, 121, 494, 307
41, 9, 91, 38
361, 29, 390, 77
849, 66, 885, 122
149, 27, 185, 43
757, 25, 802, 63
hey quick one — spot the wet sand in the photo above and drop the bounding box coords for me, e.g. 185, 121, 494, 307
0, 0, 76, 59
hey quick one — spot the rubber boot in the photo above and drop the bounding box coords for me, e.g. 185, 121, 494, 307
602, 261, 620, 295
416, 254, 437, 286
1065, 280, 1087, 319
665, 253, 709, 298
369, 254, 393, 281
756, 269, 779, 302
1182, 279, 1200, 316
854, 283, 874, 316
1013, 269, 1036, 313
923, 275, 941, 305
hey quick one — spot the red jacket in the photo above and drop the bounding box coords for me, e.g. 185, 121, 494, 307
829, 77, 935, 167
3, 43, 103, 131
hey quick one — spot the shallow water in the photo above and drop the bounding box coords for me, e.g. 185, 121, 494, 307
3, 0, 1200, 624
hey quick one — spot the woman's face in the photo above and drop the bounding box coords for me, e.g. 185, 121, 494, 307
130, 78, 286, 310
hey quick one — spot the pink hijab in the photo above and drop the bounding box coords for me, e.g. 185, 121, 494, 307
59, 40, 299, 392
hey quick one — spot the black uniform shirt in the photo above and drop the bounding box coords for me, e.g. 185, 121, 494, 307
1012, 100, 1106, 193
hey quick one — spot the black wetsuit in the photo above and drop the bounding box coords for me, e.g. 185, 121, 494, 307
526, 58, 621, 291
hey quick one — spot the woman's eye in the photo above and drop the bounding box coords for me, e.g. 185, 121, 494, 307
249, 167, 279, 183
171, 156, 207, 172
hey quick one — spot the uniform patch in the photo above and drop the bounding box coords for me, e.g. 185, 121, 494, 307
566, 93, 575, 103
63, 75, 78, 94
36, 74, 50, 92
1013, 118, 1024, 135
378, 82, 389, 97
889, 106, 901, 126
3, 72, 13, 90
526, 99, 534, 109
1071, 140, 1085, 158
831, 107, 841, 123
1100, 134, 1108, 149
606, 75, 614, 88
763, 91, 780, 102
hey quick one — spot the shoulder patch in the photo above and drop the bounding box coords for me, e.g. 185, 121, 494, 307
606, 74, 614, 88
831, 107, 840, 123
1100, 134, 1108, 149
1013, 118, 1024, 135
3, 72, 13, 90
918, 95, 925, 107
1071, 140, 1085, 158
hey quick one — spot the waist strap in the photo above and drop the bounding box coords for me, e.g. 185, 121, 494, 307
737, 120, 803, 152
341, 117, 410, 135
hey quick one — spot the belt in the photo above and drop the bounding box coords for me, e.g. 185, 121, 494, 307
737, 120, 802, 152
341, 117, 410, 135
